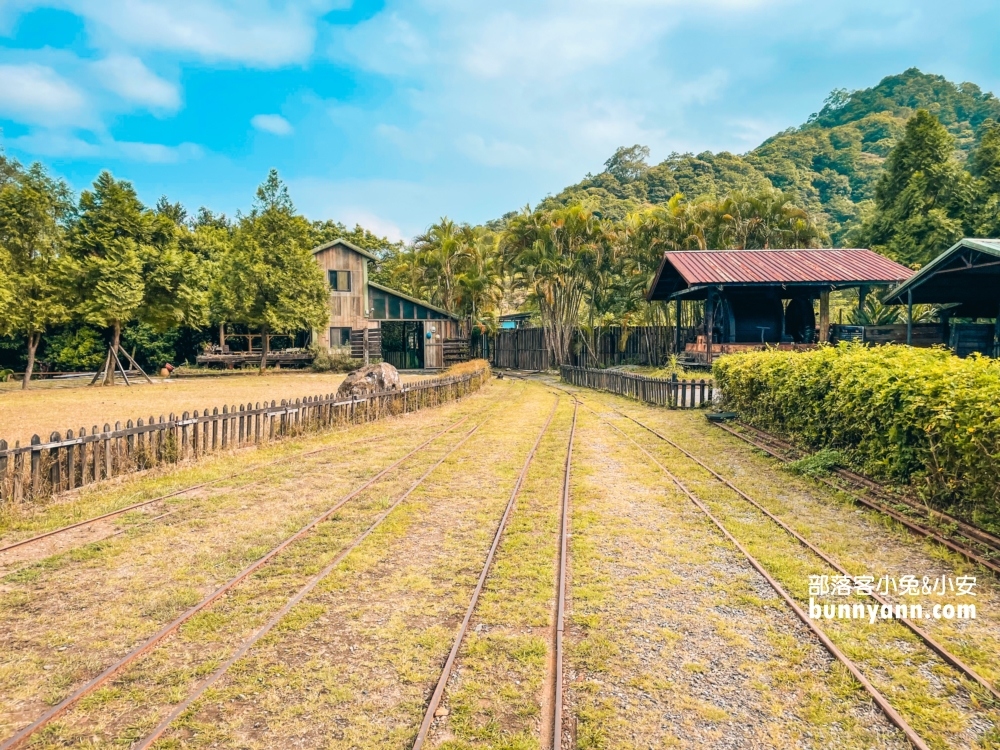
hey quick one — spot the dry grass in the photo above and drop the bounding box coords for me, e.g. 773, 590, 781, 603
0, 369, 447, 446
426, 395, 572, 749
0, 383, 504, 742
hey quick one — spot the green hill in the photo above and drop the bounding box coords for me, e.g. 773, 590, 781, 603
538, 69, 1000, 244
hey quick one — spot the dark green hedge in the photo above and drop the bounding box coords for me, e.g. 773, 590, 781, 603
713, 344, 1000, 527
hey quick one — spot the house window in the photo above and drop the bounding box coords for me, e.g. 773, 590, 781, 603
388, 297, 401, 319
330, 327, 351, 347
373, 297, 386, 319
328, 270, 352, 292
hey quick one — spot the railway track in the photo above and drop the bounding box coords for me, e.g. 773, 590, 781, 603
131, 415, 493, 749
411, 396, 561, 748
0, 431, 389, 558
551, 401, 576, 750
0, 410, 479, 750
714, 421, 1000, 577
570, 398, 933, 750
606, 404, 1000, 704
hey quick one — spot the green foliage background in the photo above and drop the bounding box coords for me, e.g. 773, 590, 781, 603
541, 69, 1000, 245
713, 345, 1000, 530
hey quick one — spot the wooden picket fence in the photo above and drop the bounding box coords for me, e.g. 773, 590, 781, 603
0, 365, 491, 504
560, 366, 714, 409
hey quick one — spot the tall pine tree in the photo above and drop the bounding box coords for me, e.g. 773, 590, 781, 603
861, 109, 974, 267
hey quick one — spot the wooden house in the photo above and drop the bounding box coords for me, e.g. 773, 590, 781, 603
312, 239, 464, 369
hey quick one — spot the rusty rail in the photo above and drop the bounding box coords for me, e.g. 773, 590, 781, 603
132, 417, 490, 749
608, 409, 1000, 704
411, 397, 560, 748
551, 401, 577, 749
714, 423, 1000, 578
0, 432, 386, 557
0, 411, 476, 750
576, 402, 931, 750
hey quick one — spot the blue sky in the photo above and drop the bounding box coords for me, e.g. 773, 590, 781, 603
1, 1, 999, 241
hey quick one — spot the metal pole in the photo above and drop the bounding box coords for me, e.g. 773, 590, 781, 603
674, 299, 682, 354
907, 289, 913, 346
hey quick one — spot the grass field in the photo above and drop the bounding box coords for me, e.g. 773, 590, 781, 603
0, 371, 429, 446
1, 376, 997, 749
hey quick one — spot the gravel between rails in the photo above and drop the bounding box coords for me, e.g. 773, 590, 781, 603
562, 405, 910, 749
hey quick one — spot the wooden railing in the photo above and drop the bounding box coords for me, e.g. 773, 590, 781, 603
0, 365, 491, 504
560, 366, 713, 409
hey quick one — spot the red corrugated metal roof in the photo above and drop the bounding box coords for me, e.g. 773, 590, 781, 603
662, 249, 912, 285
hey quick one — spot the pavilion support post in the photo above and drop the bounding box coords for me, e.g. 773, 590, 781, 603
994, 303, 1000, 358
907, 289, 913, 346
674, 299, 682, 355
705, 291, 716, 366
858, 285, 869, 317
819, 290, 830, 343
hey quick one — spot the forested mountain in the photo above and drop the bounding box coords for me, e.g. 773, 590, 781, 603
538, 69, 1000, 244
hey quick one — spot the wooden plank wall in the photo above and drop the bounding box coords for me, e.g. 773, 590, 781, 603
560, 366, 714, 409
0, 364, 492, 505
476, 326, 693, 371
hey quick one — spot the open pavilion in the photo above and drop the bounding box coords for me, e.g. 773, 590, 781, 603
645, 248, 913, 363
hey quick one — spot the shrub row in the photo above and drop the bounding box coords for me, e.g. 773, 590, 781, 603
713, 344, 1000, 527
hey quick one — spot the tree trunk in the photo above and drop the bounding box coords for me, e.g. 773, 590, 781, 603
219, 323, 225, 349
259, 325, 269, 374
103, 321, 121, 386
22, 332, 40, 390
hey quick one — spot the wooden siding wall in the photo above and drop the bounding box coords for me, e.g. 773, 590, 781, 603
476, 326, 691, 371
0, 364, 491, 504
313, 244, 369, 342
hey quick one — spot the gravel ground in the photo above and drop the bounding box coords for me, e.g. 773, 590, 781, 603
562, 405, 909, 749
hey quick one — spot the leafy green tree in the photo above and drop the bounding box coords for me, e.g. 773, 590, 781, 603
67, 171, 207, 385
210, 170, 328, 373
861, 110, 974, 267
0, 161, 73, 388
967, 120, 1000, 236
604, 145, 651, 183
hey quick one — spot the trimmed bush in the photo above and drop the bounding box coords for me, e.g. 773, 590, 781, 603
713, 344, 1000, 527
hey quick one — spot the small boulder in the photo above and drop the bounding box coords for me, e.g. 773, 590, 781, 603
337, 362, 402, 398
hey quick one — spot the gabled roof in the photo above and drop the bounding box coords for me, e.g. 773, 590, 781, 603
312, 237, 378, 261
883, 238, 1000, 317
368, 281, 461, 320
646, 248, 913, 301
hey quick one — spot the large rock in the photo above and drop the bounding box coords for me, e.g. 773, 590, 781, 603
337, 362, 402, 398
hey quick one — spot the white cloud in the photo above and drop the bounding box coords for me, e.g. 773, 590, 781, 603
8, 131, 202, 162
91, 54, 180, 110
0, 63, 89, 127
19, 0, 346, 67
251, 113, 294, 135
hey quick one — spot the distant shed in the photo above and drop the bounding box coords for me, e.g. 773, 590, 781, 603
884, 238, 1000, 355
646, 248, 912, 362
